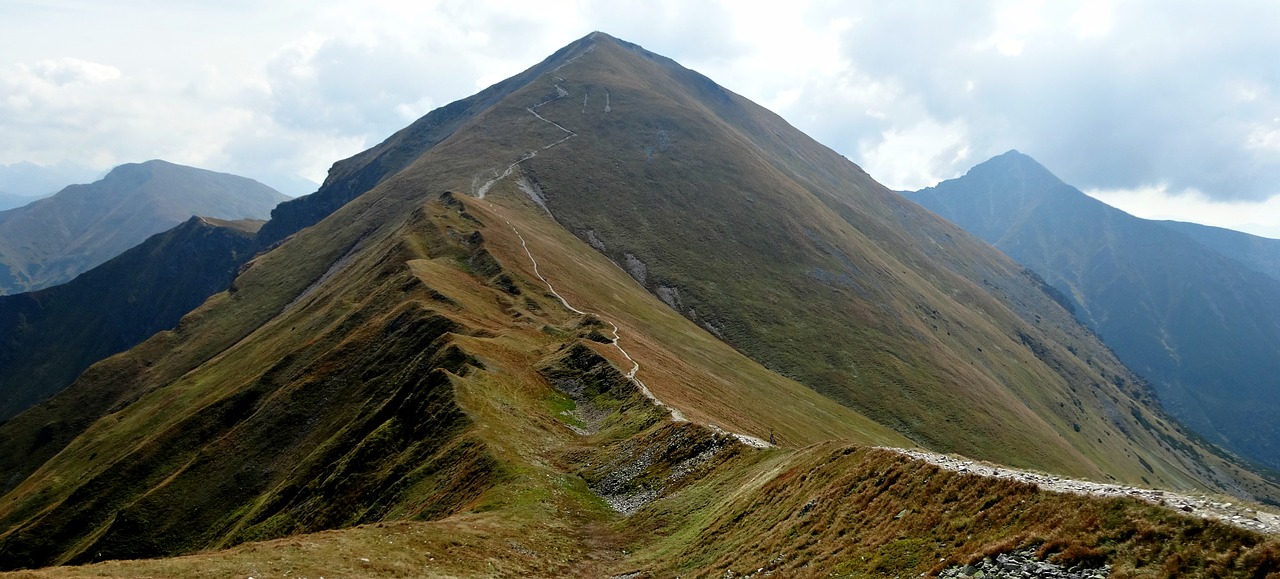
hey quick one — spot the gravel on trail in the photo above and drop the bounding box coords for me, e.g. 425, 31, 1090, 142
885, 447, 1280, 535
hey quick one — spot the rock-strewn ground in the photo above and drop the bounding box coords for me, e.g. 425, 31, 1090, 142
886, 447, 1280, 535
938, 548, 1109, 579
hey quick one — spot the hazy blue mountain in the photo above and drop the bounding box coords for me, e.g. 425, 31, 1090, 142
0, 161, 100, 198
0, 160, 287, 295
0, 191, 47, 212
254, 172, 320, 198
907, 151, 1280, 470
1159, 219, 1280, 281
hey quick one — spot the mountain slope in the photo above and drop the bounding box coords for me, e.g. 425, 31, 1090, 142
8, 445, 1280, 578
0, 160, 286, 294
495, 35, 1260, 488
1159, 219, 1280, 281
0, 185, 901, 569
0, 32, 1276, 572
907, 151, 1280, 470
0, 147, 424, 422
0, 216, 263, 421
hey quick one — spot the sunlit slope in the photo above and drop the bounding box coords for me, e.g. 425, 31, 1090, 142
0, 153, 901, 569
7, 443, 1280, 578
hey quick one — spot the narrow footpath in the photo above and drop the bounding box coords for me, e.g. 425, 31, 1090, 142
468, 57, 768, 448
887, 447, 1280, 535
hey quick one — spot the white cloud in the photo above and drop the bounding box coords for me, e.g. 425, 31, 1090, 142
859, 118, 972, 190
29, 57, 121, 85
1087, 185, 1280, 239
1068, 0, 1114, 38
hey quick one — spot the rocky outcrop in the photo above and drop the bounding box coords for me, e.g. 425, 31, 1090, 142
938, 549, 1110, 579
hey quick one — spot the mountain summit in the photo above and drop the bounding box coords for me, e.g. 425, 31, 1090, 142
0, 33, 1276, 575
0, 160, 286, 294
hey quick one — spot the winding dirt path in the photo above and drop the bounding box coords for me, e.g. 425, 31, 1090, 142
504, 220, 687, 423
466, 61, 771, 449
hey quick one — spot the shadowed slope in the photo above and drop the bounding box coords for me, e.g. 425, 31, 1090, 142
0, 217, 262, 421
1159, 219, 1280, 281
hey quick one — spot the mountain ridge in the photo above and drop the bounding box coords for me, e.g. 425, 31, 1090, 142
1158, 218, 1280, 281
506, 38, 1194, 480
0, 191, 48, 212
0, 161, 100, 199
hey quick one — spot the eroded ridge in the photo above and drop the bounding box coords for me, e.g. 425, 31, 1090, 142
505, 219, 685, 424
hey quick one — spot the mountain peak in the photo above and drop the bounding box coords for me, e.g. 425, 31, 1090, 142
913, 150, 1080, 214
969, 149, 1060, 183
102, 159, 219, 181
906, 151, 1111, 244
99, 160, 159, 186
0, 160, 285, 294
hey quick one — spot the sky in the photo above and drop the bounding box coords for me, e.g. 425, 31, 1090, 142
2, 1, 1278, 237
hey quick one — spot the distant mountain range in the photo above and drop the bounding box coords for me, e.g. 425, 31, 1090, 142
0, 190, 50, 212
907, 151, 1280, 471
0, 160, 287, 295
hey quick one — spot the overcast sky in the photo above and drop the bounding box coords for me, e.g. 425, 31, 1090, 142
2, 0, 1278, 236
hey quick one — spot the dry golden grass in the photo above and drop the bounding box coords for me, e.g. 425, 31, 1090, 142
620, 445, 1280, 578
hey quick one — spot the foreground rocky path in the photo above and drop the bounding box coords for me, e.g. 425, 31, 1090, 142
937, 548, 1110, 579
886, 447, 1280, 535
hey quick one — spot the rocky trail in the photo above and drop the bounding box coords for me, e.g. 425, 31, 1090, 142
887, 447, 1280, 535
937, 548, 1110, 579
